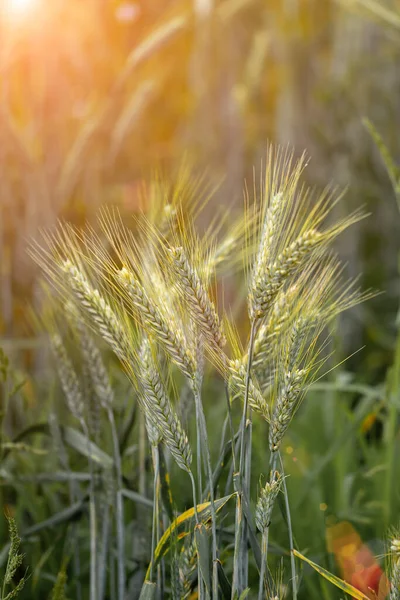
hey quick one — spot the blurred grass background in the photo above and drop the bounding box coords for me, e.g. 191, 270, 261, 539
1, 0, 400, 598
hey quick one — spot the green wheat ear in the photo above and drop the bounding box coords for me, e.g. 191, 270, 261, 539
50, 565, 68, 600
2, 516, 27, 600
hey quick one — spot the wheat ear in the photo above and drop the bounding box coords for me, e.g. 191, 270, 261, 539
62, 260, 130, 362
74, 320, 114, 410
140, 338, 192, 473
230, 359, 270, 422
255, 471, 283, 533
251, 229, 323, 319
118, 267, 196, 381
252, 285, 298, 369
390, 536, 400, 600
250, 192, 283, 305
50, 334, 84, 421
269, 315, 311, 451
167, 246, 226, 350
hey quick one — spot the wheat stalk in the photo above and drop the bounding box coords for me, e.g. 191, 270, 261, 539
256, 470, 282, 600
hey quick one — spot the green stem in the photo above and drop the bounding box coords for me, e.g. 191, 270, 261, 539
150, 445, 160, 583
258, 528, 269, 600
279, 452, 297, 600
223, 354, 237, 474
108, 408, 125, 600
194, 386, 219, 599
384, 330, 400, 526
238, 321, 257, 475
232, 320, 257, 597
81, 419, 98, 600
193, 383, 203, 497
189, 470, 204, 600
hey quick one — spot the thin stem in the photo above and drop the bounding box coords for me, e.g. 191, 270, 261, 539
150, 445, 160, 582
108, 408, 125, 600
194, 385, 203, 497
238, 320, 257, 476
189, 470, 204, 600
155, 451, 162, 599
241, 419, 252, 588
194, 385, 219, 599
232, 474, 243, 597
258, 528, 269, 600
232, 320, 257, 597
223, 354, 237, 474
279, 452, 297, 600
80, 419, 98, 600
98, 503, 111, 600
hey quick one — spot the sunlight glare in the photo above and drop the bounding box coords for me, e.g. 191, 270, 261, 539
3, 0, 38, 20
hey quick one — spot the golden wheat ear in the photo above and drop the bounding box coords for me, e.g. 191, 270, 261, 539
246, 147, 368, 321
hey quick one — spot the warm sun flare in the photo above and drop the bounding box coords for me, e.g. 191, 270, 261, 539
3, 0, 38, 19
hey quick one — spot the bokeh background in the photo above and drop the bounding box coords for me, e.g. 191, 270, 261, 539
1, 0, 399, 352
1, 1, 400, 597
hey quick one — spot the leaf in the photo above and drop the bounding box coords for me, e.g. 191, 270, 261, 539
8, 378, 27, 399
195, 523, 211, 595
50, 564, 68, 600
121, 16, 186, 80
63, 426, 113, 468
108, 81, 156, 165
1, 442, 48, 456
146, 493, 235, 578
158, 445, 174, 521
293, 549, 371, 600
121, 489, 154, 509
57, 113, 102, 204
364, 118, 400, 212
138, 581, 157, 600
217, 561, 232, 599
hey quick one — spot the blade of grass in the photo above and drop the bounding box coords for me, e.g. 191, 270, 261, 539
293, 549, 371, 600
